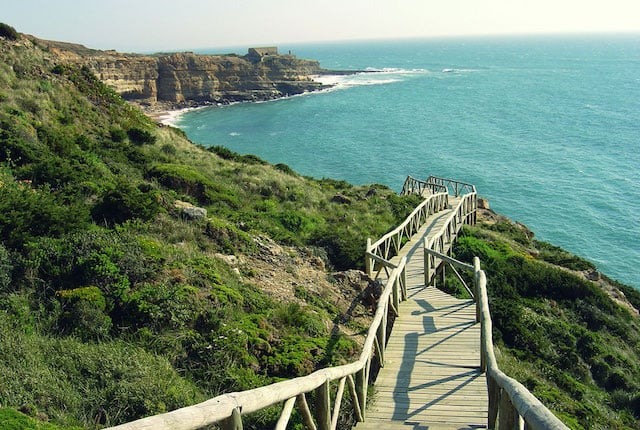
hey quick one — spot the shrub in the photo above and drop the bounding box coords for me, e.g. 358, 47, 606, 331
148, 163, 239, 207
127, 127, 156, 145
0, 181, 89, 250
0, 23, 19, 41
0, 408, 76, 430
274, 163, 297, 176
0, 244, 12, 292
312, 224, 364, 270
535, 240, 595, 271
0, 324, 203, 428
204, 218, 254, 254
110, 127, 127, 143
92, 181, 160, 224
208, 145, 267, 165
55, 286, 112, 340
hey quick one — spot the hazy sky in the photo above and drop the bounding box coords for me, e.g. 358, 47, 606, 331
4, 0, 640, 52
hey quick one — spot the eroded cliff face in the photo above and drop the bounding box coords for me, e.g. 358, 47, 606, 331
40, 39, 325, 109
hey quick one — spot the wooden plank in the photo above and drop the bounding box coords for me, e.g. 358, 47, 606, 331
363, 205, 488, 429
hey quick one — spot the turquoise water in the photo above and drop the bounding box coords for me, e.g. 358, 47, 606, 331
177, 35, 640, 289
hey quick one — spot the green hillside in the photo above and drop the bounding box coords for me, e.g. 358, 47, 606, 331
1, 26, 639, 429
449, 217, 640, 429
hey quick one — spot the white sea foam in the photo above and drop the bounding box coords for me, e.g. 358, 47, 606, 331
312, 68, 428, 93
156, 106, 206, 126
156, 109, 186, 126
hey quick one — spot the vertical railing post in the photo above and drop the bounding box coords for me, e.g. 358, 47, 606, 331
355, 368, 367, 419
392, 275, 400, 314
479, 269, 488, 373
220, 407, 243, 430
487, 375, 500, 430
315, 381, 331, 430
347, 375, 364, 423
498, 390, 519, 430
401, 261, 408, 299
474, 257, 481, 324
424, 238, 431, 287
365, 238, 372, 278
296, 394, 317, 430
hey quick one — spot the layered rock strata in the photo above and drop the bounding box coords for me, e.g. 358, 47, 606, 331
39, 39, 326, 110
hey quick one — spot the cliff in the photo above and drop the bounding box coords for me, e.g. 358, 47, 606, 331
2, 28, 639, 429
38, 38, 326, 110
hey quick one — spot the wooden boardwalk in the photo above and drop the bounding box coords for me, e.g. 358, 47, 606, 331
356, 200, 488, 430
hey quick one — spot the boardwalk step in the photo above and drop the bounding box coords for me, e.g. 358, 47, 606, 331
360, 201, 487, 429
353, 419, 486, 430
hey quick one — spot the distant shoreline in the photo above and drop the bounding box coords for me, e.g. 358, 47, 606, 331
144, 69, 373, 126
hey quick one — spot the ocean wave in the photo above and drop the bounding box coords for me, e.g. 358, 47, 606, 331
363, 67, 429, 74
313, 67, 428, 91
441, 68, 480, 74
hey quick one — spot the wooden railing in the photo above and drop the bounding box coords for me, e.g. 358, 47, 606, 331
422, 198, 569, 429
400, 175, 447, 196
365, 191, 448, 280
426, 175, 476, 197
474, 259, 569, 430
106, 175, 567, 430
423, 191, 477, 288
107, 258, 409, 430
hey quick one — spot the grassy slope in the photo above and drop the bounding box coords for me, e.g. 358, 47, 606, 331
1, 29, 639, 429
0, 33, 421, 428
448, 216, 640, 429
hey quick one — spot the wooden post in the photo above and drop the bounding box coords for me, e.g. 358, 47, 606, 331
330, 378, 346, 430
220, 407, 243, 430
424, 238, 431, 287
296, 394, 317, 430
355, 368, 367, 419
365, 238, 372, 278
487, 375, 500, 429
474, 257, 481, 324
401, 265, 408, 300
347, 375, 364, 422
498, 391, 519, 430
275, 397, 297, 430
392, 277, 399, 317
315, 381, 331, 430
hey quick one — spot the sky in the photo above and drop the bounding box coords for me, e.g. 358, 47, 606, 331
3, 0, 640, 52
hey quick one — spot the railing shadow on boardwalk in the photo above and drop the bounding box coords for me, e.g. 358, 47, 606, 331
387, 297, 484, 424
106, 176, 570, 430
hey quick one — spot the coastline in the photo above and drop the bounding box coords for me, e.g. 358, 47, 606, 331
142, 69, 379, 126
145, 106, 203, 126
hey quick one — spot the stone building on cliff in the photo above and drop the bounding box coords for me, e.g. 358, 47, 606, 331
247, 47, 278, 62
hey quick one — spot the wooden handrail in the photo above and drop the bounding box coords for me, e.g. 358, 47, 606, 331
400, 175, 447, 196
426, 175, 476, 197
107, 257, 408, 430
423, 191, 477, 289
106, 176, 566, 430
419, 184, 567, 429
365, 191, 449, 279
474, 260, 569, 430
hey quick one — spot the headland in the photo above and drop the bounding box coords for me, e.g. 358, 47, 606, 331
39, 39, 345, 116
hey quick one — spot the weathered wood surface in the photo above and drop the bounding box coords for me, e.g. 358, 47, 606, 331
104, 176, 569, 430
356, 217, 487, 430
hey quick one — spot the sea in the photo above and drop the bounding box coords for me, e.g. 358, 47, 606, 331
172, 35, 640, 289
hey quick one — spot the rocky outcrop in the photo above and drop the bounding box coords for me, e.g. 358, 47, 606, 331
39, 39, 326, 110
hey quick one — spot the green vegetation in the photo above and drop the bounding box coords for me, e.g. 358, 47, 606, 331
451, 220, 640, 429
0, 23, 19, 41
0, 31, 413, 428
1, 28, 638, 430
